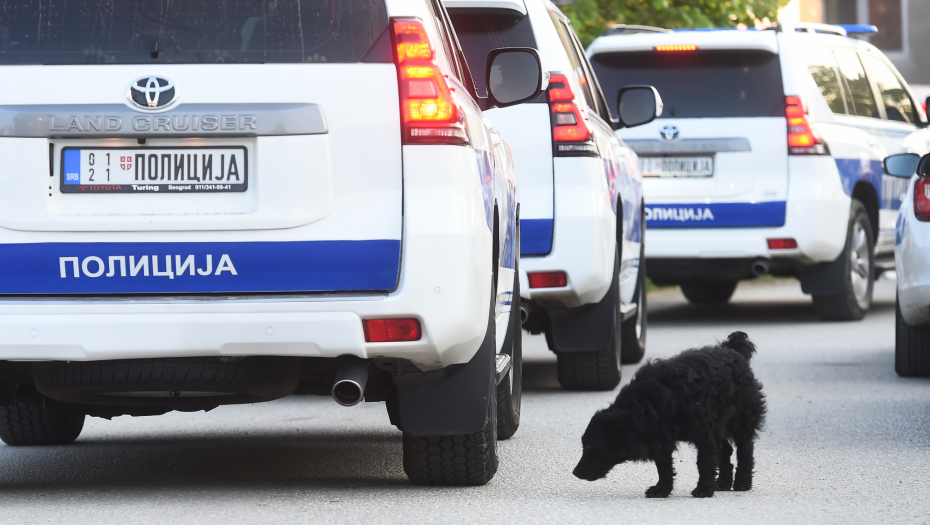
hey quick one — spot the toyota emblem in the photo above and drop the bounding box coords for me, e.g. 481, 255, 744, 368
659, 125, 680, 141
127, 76, 178, 110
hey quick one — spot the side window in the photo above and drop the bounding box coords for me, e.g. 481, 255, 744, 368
568, 29, 612, 121
806, 48, 847, 115
860, 54, 915, 123
834, 50, 879, 119
547, 10, 595, 109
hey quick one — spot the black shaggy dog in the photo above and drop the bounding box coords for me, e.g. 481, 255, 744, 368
573, 331, 765, 498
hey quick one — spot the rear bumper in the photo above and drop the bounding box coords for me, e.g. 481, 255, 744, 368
0, 146, 494, 369
519, 157, 615, 308
645, 156, 850, 276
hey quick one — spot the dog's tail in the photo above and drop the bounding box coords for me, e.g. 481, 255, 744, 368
721, 331, 756, 361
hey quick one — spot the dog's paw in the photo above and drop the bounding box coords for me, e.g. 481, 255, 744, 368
691, 485, 715, 498
716, 476, 733, 490
732, 479, 752, 492
645, 485, 672, 498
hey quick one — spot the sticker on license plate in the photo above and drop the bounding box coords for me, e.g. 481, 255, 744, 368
640, 156, 713, 177
59, 147, 248, 193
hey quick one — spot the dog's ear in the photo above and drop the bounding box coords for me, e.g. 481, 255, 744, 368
722, 331, 756, 361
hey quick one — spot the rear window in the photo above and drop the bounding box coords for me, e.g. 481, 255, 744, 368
0, 0, 387, 65
448, 11, 537, 98
590, 51, 784, 118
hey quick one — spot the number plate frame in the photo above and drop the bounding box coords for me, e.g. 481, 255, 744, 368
640, 156, 714, 178
59, 146, 249, 194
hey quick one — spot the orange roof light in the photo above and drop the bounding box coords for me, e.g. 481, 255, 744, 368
655, 45, 698, 52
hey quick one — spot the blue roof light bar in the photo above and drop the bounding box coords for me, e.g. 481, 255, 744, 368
838, 24, 878, 35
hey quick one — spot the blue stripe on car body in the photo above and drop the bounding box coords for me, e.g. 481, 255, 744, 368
520, 218, 553, 255
0, 240, 401, 294
645, 201, 786, 228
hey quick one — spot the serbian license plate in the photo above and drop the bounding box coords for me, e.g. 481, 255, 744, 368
60, 147, 248, 194
640, 156, 714, 177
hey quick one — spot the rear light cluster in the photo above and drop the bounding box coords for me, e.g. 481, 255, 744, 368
548, 74, 596, 156
767, 238, 798, 250
785, 96, 827, 155
392, 20, 467, 145
363, 318, 422, 342
914, 178, 930, 222
528, 271, 567, 289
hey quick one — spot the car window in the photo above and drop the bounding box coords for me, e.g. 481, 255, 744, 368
590, 50, 783, 119
860, 54, 915, 123
426, 0, 461, 80
567, 29, 611, 121
447, 12, 537, 98
0, 0, 387, 65
546, 10, 595, 109
806, 48, 848, 115
834, 50, 880, 119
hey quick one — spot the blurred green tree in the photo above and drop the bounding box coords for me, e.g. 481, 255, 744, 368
561, 0, 791, 47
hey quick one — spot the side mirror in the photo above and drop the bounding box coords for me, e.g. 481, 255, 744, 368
884, 153, 923, 178
486, 48, 548, 108
616, 85, 663, 128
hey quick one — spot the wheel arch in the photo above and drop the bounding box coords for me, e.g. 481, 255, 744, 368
852, 181, 879, 236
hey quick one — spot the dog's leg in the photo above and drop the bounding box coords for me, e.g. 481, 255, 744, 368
733, 436, 754, 491
645, 454, 674, 498
717, 440, 734, 490
691, 440, 717, 498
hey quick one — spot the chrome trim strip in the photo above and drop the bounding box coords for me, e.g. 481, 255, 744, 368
625, 138, 751, 154
0, 103, 328, 138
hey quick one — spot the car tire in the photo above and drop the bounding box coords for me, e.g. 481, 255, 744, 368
620, 233, 647, 365
555, 248, 622, 391
812, 201, 874, 321
680, 281, 738, 304
895, 295, 930, 377
0, 397, 84, 446
402, 261, 500, 486
497, 247, 522, 440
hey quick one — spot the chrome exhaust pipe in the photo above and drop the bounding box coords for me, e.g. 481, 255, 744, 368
751, 259, 770, 277
332, 356, 368, 407
520, 305, 530, 323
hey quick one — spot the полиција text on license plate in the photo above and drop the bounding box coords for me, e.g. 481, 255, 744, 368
640, 156, 713, 177
60, 147, 248, 193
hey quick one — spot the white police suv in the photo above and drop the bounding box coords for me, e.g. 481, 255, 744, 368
883, 152, 930, 377
0, 0, 547, 486
444, 0, 658, 391
588, 23, 927, 320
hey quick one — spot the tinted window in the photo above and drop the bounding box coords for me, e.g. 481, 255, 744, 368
448, 12, 536, 98
861, 54, 915, 123
0, 0, 387, 65
549, 13, 595, 108
807, 48, 847, 114
590, 51, 784, 118
834, 50, 879, 118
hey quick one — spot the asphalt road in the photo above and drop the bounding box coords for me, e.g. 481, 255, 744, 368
0, 277, 928, 525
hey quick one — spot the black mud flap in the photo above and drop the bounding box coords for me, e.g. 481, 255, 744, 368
798, 257, 845, 296
547, 253, 618, 353
393, 316, 494, 436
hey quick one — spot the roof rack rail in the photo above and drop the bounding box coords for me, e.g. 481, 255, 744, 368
603, 24, 672, 36
771, 22, 848, 36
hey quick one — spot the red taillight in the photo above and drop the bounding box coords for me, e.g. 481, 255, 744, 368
914, 179, 930, 221
655, 45, 697, 52
785, 96, 826, 155
548, 74, 593, 155
363, 318, 422, 342
528, 271, 567, 288
767, 238, 798, 250
392, 19, 466, 145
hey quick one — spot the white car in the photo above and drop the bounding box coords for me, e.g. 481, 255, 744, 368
883, 152, 930, 377
444, 0, 656, 391
0, 0, 546, 486
587, 23, 928, 320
